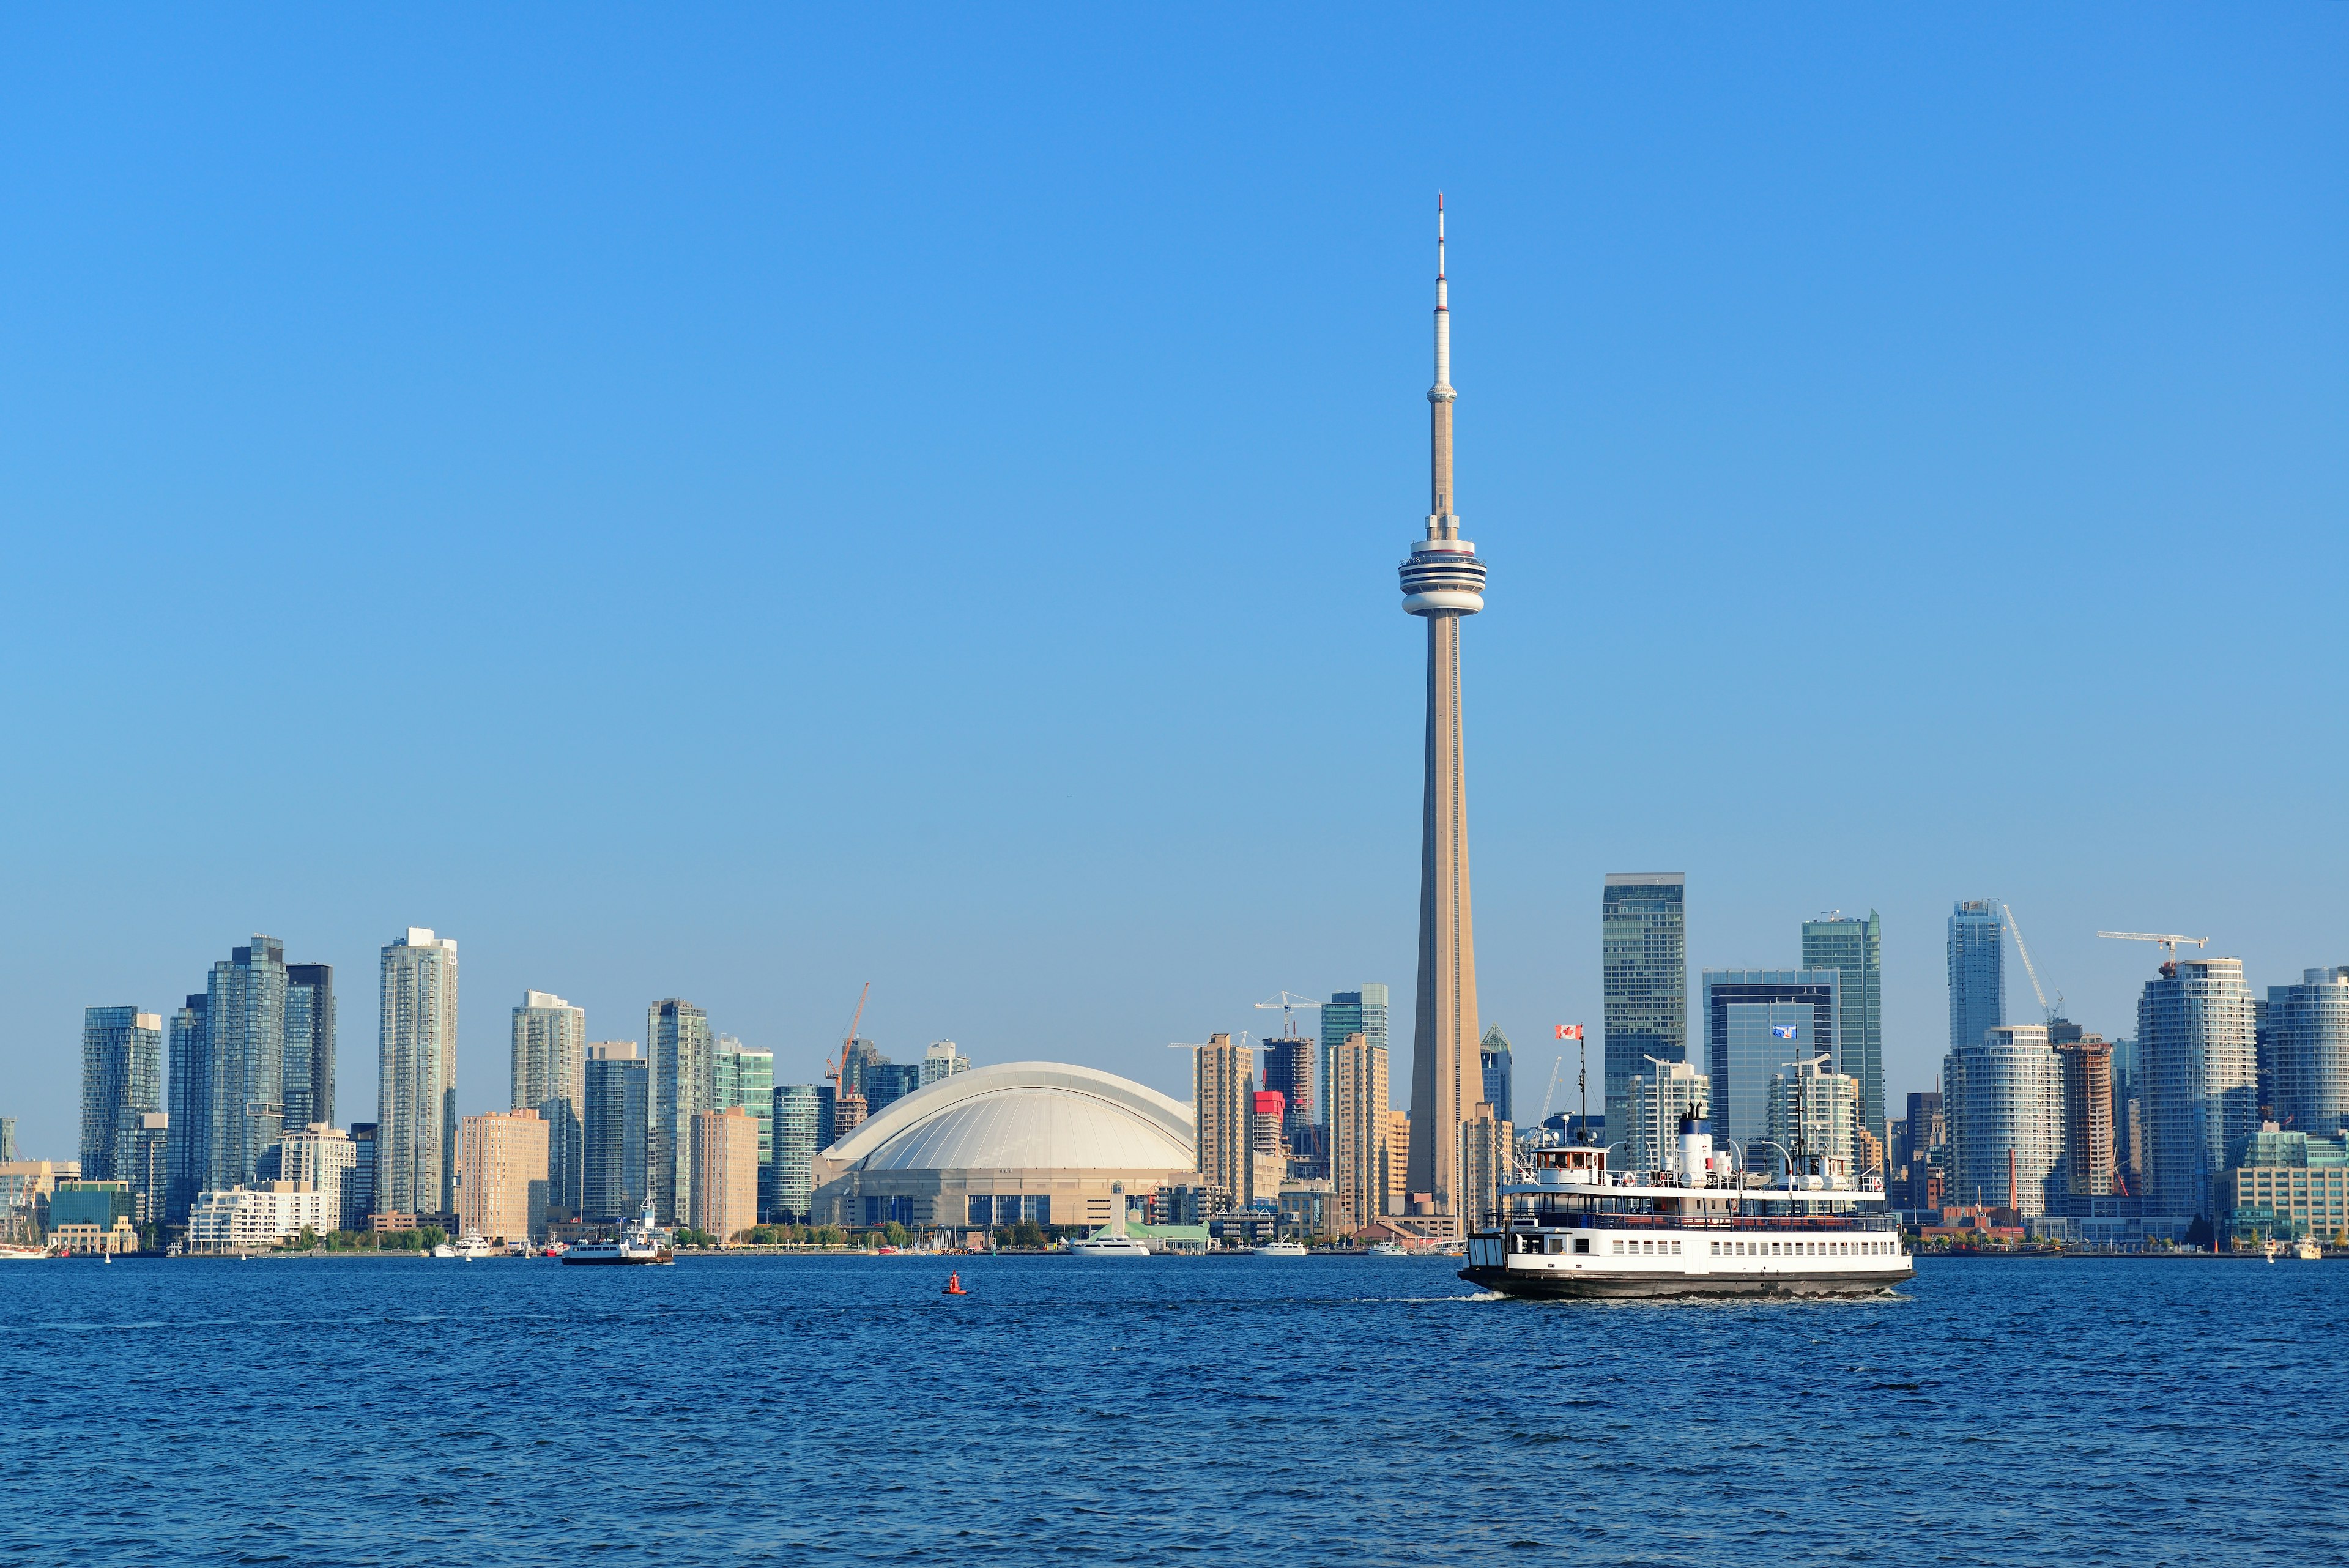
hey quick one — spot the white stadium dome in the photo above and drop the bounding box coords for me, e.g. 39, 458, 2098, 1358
809, 1061, 1197, 1232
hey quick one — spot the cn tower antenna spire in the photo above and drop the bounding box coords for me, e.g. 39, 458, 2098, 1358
1428, 192, 1456, 537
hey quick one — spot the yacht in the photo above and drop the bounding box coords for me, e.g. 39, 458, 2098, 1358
1255, 1239, 1308, 1258
563, 1202, 675, 1266
2297, 1238, 2324, 1261
1461, 1110, 1914, 1300
1068, 1183, 1151, 1258
453, 1235, 499, 1261
0, 1242, 49, 1262
1366, 1241, 1408, 1258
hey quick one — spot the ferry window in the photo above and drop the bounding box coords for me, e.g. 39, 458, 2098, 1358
1672, 1240, 1681, 1254
1575, 1237, 1589, 1254
1611, 1238, 1622, 1254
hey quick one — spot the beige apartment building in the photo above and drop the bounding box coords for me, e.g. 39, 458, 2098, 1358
1384, 1110, 1411, 1216
1329, 1031, 1390, 1235
691, 1106, 759, 1242
458, 1108, 549, 1245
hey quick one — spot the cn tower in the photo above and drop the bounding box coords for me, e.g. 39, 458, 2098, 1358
1401, 195, 1486, 1221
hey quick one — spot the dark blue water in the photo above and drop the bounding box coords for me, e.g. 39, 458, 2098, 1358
6, 1254, 2342, 1565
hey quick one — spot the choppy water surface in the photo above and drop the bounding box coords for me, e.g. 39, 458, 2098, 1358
4, 1253, 2342, 1565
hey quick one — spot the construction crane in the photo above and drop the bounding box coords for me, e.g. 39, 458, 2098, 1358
1253, 991, 1322, 1039
2098, 931, 2210, 958
826, 981, 872, 1098
2003, 904, 2061, 1023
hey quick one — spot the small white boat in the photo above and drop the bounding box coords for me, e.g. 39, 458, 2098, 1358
1255, 1239, 1308, 1258
1367, 1241, 1408, 1258
430, 1243, 458, 1258
2298, 1239, 2323, 1261
1068, 1183, 1151, 1258
2264, 1240, 2280, 1264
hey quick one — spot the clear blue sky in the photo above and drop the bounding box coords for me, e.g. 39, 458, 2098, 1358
4, 8, 2343, 1156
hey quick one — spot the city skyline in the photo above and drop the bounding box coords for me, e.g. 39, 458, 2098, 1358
5, 12, 2346, 1159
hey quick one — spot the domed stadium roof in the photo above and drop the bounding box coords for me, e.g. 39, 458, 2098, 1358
826, 1061, 1194, 1174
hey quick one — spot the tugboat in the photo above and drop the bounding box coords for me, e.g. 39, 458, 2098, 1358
562, 1200, 676, 1266
1460, 1109, 1913, 1300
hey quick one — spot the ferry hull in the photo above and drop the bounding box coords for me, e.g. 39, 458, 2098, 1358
1461, 1263, 1910, 1300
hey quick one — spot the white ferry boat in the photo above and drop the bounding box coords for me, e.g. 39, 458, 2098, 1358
1461, 1111, 1913, 1301
562, 1202, 675, 1266
1254, 1239, 1308, 1258
1068, 1183, 1151, 1258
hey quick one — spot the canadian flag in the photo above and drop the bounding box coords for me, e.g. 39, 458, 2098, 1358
1555, 1024, 1583, 1040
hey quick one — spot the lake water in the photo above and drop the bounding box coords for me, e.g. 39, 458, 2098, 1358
4, 1253, 2342, 1565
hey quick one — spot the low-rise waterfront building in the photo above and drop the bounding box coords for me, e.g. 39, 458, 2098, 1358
48, 1181, 138, 1252
2223, 1128, 2349, 1245
186, 1183, 333, 1252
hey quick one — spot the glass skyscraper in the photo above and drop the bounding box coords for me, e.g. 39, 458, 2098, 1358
2268, 967, 2349, 1140
379, 928, 459, 1217
1605, 874, 1687, 1143
768, 1083, 823, 1222
716, 1039, 775, 1192
1319, 987, 1390, 1129
188, 936, 290, 1198
1802, 911, 1883, 1132
1479, 1024, 1513, 1124
1947, 900, 2006, 1055
283, 964, 336, 1132
513, 991, 587, 1217
2139, 956, 2257, 1221
1702, 969, 1839, 1156
582, 1042, 649, 1225
81, 1006, 162, 1183
165, 993, 208, 1220
648, 999, 713, 1226
1944, 1023, 2063, 1214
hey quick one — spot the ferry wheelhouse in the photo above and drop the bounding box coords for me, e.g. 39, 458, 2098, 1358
1461, 1110, 1912, 1299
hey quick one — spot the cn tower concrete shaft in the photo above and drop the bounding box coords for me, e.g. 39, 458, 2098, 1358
1399, 197, 1486, 1221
